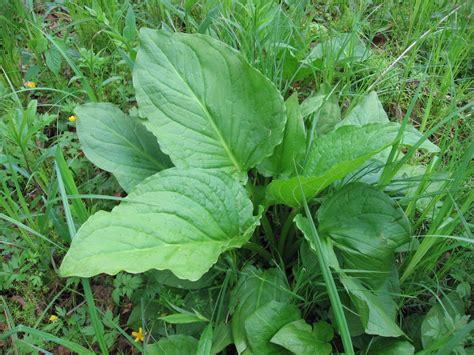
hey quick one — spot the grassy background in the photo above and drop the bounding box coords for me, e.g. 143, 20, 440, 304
0, 0, 472, 353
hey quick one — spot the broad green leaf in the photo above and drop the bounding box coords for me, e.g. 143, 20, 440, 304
421, 292, 469, 350
76, 103, 172, 192
295, 215, 404, 337
245, 301, 301, 354
270, 320, 333, 355
122, 4, 137, 42
146, 335, 198, 355
45, 46, 62, 75
211, 322, 233, 354
336, 91, 388, 127
266, 123, 401, 207
151, 269, 219, 289
197, 324, 213, 355
258, 93, 306, 177
300, 86, 341, 136
391, 164, 447, 213
133, 29, 286, 176
230, 266, 291, 354
399, 125, 440, 153
318, 183, 411, 287
306, 33, 370, 64
59, 169, 259, 281
159, 313, 207, 324
339, 274, 404, 337
337, 91, 439, 153
366, 337, 415, 355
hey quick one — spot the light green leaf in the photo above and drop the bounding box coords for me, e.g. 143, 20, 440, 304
245, 301, 301, 354
133, 29, 286, 176
337, 91, 439, 153
45, 46, 62, 75
211, 322, 233, 354
59, 169, 259, 281
337, 91, 388, 127
301, 86, 341, 136
366, 337, 415, 355
421, 292, 468, 350
258, 93, 306, 177
270, 320, 332, 355
318, 183, 411, 287
399, 125, 440, 153
266, 123, 401, 207
295, 212, 405, 338
76, 103, 172, 192
306, 33, 370, 64
197, 324, 213, 355
338, 274, 404, 337
159, 313, 208, 324
230, 266, 291, 354
146, 335, 198, 355
122, 4, 137, 42
391, 164, 447, 213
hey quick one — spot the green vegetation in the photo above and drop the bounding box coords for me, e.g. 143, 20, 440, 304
1, 1, 472, 354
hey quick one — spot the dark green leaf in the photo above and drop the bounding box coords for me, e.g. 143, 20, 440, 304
421, 292, 469, 350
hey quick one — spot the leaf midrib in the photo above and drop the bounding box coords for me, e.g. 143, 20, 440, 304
154, 37, 242, 172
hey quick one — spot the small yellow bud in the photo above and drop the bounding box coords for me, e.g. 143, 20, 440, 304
24, 81, 36, 89
49, 314, 58, 322
68, 115, 77, 122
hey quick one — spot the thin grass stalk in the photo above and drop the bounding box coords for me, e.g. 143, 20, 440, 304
54, 150, 109, 355
295, 172, 354, 354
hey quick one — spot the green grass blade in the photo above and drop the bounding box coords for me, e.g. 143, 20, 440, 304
54, 148, 109, 355
401, 140, 474, 283
295, 171, 354, 354
0, 325, 95, 355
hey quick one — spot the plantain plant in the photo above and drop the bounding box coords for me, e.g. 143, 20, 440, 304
60, 28, 440, 354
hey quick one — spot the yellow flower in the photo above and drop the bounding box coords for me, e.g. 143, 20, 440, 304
49, 314, 58, 322
132, 327, 144, 342
68, 115, 77, 122
24, 81, 36, 88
